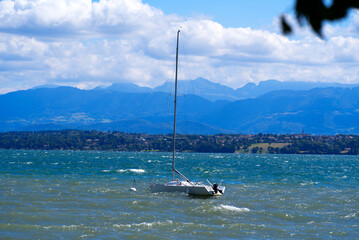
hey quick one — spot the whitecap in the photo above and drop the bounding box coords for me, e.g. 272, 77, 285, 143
216, 204, 250, 213
114, 220, 173, 229
101, 170, 111, 172
129, 169, 145, 173
60, 224, 82, 229
80, 235, 92, 238
114, 223, 132, 228
300, 181, 318, 186
116, 169, 145, 173
25, 162, 33, 164
344, 213, 357, 219
42, 224, 82, 230
90, 187, 111, 193
147, 160, 160, 163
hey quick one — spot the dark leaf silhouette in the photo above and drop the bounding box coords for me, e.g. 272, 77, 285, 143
282, 0, 359, 36
281, 15, 292, 35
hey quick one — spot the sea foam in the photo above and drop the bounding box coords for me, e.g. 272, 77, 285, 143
117, 169, 145, 173
216, 204, 250, 213
114, 220, 173, 229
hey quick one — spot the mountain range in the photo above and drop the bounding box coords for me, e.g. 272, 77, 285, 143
97, 77, 359, 101
1, 78, 359, 135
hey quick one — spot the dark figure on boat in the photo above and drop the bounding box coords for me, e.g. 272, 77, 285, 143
213, 183, 223, 194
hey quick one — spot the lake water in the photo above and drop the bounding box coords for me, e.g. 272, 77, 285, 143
1, 150, 358, 239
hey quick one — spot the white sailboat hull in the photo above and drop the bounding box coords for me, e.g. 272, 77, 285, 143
150, 181, 225, 196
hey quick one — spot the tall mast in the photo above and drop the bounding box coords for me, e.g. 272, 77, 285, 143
172, 30, 180, 181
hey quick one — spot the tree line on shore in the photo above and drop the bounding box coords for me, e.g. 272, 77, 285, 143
0, 130, 358, 155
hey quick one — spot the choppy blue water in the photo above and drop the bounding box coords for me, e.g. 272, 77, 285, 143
1, 150, 358, 239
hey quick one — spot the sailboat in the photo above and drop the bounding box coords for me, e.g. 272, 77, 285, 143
149, 30, 225, 196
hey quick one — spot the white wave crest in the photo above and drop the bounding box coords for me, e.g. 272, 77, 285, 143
42, 224, 83, 230
344, 213, 357, 219
216, 204, 250, 213
114, 220, 173, 228
117, 169, 145, 173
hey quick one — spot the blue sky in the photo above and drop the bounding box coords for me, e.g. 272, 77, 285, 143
0, 0, 358, 94
142, 0, 292, 28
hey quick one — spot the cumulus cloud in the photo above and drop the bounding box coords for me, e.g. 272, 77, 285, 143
0, 0, 358, 94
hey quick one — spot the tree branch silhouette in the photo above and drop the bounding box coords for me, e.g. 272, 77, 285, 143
281, 0, 359, 37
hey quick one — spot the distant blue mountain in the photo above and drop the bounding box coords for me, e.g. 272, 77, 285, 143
32, 84, 61, 89
0, 86, 227, 134
235, 79, 359, 99
96, 82, 152, 93
153, 77, 239, 101
204, 87, 359, 134
97, 78, 359, 102
1, 80, 359, 134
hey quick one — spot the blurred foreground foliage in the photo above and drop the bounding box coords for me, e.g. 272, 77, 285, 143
281, 0, 359, 36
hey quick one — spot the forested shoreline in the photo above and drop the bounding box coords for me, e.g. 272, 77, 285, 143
0, 130, 358, 155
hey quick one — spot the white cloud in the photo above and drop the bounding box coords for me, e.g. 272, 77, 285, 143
0, 33, 48, 58
328, 36, 359, 62
0, 0, 90, 32
0, 0, 358, 93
